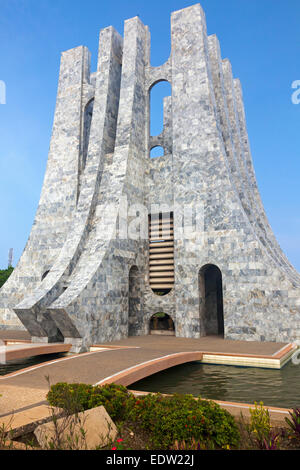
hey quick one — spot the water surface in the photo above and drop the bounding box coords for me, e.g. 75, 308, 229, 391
0, 353, 64, 376
131, 360, 300, 409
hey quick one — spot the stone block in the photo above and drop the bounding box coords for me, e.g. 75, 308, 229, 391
34, 405, 117, 450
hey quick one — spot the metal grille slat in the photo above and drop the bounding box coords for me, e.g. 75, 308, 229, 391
149, 213, 174, 292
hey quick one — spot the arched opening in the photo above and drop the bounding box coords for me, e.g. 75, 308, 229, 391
41, 270, 50, 281
128, 265, 142, 336
149, 80, 171, 138
199, 264, 224, 337
149, 312, 175, 336
82, 98, 94, 169
150, 146, 164, 159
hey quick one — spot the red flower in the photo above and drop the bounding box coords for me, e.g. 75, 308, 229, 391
111, 447, 117, 450
117, 439, 123, 443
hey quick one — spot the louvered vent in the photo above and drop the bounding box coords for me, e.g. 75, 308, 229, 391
149, 212, 174, 294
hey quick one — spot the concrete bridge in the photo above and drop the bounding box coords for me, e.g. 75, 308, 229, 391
0, 332, 296, 390
0, 340, 71, 363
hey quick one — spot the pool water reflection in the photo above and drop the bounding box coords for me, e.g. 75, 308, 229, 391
0, 353, 64, 376
131, 360, 300, 409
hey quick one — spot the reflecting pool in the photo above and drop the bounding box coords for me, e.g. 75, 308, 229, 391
131, 360, 300, 409
0, 354, 64, 376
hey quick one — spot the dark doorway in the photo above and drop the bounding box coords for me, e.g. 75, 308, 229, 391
149, 312, 175, 335
199, 264, 224, 337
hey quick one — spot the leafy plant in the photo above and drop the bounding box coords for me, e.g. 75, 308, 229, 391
153, 312, 166, 318
248, 402, 270, 443
259, 430, 281, 450
47, 382, 93, 413
127, 393, 240, 449
171, 438, 207, 450
0, 266, 14, 288
88, 384, 134, 420
47, 382, 133, 421
285, 408, 300, 439
111, 438, 126, 450
247, 401, 282, 449
47, 382, 241, 450
0, 416, 14, 449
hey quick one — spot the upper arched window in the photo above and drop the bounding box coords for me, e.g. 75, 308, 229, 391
150, 146, 164, 159
82, 98, 94, 169
41, 270, 50, 281
149, 81, 171, 138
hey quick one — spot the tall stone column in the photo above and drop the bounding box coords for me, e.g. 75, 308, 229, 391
0, 46, 90, 331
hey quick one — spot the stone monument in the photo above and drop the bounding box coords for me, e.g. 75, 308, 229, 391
0, 3, 299, 351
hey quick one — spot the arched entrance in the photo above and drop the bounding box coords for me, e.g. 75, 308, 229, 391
149, 312, 175, 336
199, 264, 224, 337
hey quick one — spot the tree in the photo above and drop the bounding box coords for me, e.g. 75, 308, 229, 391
0, 266, 14, 288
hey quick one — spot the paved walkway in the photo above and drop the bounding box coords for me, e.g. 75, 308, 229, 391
102, 334, 287, 355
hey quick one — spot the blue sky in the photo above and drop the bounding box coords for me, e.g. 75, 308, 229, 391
0, 0, 299, 271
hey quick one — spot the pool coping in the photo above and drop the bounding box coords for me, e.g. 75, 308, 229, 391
200, 342, 297, 369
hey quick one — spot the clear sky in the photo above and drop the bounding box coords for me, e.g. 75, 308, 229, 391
0, 0, 299, 271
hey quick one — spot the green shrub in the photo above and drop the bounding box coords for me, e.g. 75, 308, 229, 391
248, 401, 271, 443
47, 382, 132, 420
47, 384, 240, 449
128, 393, 240, 449
47, 383, 93, 413
285, 408, 300, 440
87, 383, 133, 420
0, 267, 14, 288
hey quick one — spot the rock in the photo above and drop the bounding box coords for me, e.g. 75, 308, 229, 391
34, 406, 117, 450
